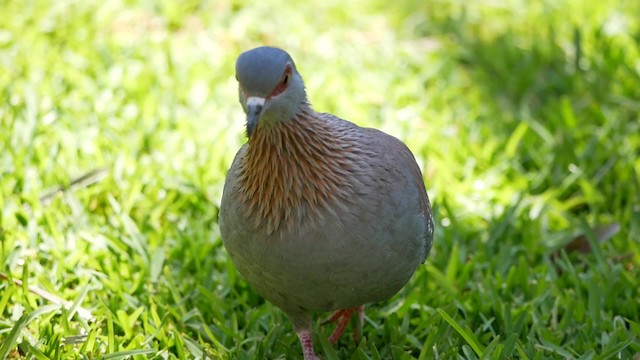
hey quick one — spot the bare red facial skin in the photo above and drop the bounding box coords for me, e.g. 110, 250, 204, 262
268, 64, 292, 98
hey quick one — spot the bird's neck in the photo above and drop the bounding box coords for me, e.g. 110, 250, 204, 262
239, 109, 355, 235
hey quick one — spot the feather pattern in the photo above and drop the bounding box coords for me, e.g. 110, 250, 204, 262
237, 105, 368, 235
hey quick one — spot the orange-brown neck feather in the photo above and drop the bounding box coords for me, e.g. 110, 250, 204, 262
238, 109, 356, 235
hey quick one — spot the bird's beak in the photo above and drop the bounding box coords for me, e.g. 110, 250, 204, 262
246, 97, 265, 137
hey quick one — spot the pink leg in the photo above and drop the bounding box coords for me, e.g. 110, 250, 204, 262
295, 328, 318, 360
353, 305, 365, 343
321, 309, 345, 325
328, 310, 352, 344
323, 305, 366, 345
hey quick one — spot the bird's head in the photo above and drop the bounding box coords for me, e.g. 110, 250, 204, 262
235, 46, 307, 137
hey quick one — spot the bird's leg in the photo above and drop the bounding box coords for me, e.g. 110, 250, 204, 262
294, 327, 318, 360
290, 313, 319, 360
353, 305, 365, 344
321, 309, 345, 325
322, 305, 365, 345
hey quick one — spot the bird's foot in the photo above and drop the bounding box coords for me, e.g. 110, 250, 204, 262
322, 305, 365, 344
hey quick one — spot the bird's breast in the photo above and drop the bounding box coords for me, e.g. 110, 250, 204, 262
235, 121, 362, 236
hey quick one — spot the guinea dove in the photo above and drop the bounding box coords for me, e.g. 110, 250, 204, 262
219, 46, 434, 359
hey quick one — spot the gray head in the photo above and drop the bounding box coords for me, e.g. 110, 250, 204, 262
235, 47, 307, 137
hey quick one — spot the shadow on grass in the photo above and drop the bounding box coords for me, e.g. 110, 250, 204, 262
411, 5, 640, 225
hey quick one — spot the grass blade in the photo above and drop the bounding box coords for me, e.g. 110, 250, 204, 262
437, 308, 484, 357
103, 349, 156, 359
0, 304, 61, 359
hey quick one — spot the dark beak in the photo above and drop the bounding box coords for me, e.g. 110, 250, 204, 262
246, 103, 262, 137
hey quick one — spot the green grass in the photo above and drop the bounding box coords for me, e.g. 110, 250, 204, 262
1, 0, 639, 358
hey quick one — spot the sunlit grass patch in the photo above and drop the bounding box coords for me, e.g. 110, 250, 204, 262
1, 0, 639, 358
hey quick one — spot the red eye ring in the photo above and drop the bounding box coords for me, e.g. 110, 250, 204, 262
269, 64, 293, 98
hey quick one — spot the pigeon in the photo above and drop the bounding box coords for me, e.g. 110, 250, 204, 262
219, 46, 434, 359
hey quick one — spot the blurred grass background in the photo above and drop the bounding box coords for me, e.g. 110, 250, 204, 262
1, 0, 639, 358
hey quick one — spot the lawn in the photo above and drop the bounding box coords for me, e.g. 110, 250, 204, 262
1, 0, 639, 359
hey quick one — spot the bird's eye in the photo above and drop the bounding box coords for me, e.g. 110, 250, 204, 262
282, 75, 289, 85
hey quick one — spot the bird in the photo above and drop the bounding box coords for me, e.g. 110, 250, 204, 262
219, 46, 434, 359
